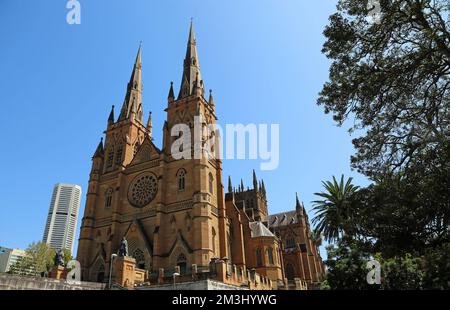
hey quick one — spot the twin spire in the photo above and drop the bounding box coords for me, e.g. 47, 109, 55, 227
117, 44, 143, 123
178, 21, 204, 99
109, 21, 211, 129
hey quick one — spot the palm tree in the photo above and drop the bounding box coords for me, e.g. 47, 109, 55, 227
312, 175, 359, 243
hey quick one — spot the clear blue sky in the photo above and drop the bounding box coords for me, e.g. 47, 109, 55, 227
0, 0, 370, 255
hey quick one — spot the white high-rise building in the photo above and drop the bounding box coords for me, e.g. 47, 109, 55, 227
43, 183, 82, 253
0, 246, 27, 273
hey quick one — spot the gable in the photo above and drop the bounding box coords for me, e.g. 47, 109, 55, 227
128, 135, 161, 166
123, 219, 153, 256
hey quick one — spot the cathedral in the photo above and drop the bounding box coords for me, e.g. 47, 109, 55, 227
76, 23, 324, 290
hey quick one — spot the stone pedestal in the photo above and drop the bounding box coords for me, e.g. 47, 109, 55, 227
49, 265, 67, 280
114, 256, 136, 289
214, 260, 227, 282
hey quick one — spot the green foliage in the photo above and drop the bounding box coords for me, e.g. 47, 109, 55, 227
316, 0, 450, 289
9, 242, 56, 276
320, 279, 331, 290
380, 254, 424, 290
422, 243, 450, 289
9, 256, 33, 276
62, 249, 73, 266
318, 171, 450, 289
312, 175, 359, 242
324, 239, 377, 290
324, 242, 450, 290
318, 0, 450, 178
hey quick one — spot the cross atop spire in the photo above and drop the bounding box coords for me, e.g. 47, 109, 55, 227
178, 21, 203, 99
168, 81, 175, 101
118, 44, 143, 123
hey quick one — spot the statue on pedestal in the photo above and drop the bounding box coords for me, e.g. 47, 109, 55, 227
54, 249, 65, 267
118, 237, 128, 257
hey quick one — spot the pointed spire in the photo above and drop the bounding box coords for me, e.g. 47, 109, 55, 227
209, 89, 215, 108
146, 111, 153, 137
240, 179, 244, 192
108, 105, 115, 126
228, 176, 232, 193
93, 137, 104, 158
252, 169, 258, 191
261, 180, 266, 197
118, 44, 143, 123
178, 20, 203, 99
296, 192, 301, 210
168, 81, 175, 102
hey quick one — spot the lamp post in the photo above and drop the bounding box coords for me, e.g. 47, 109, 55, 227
173, 272, 180, 289
108, 254, 117, 289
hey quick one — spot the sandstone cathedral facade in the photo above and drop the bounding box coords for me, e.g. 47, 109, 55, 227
76, 23, 324, 289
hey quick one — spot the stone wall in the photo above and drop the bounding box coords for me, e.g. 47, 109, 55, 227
136, 279, 248, 290
0, 274, 105, 290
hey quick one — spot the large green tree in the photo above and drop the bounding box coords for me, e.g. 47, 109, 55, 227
351, 141, 450, 256
318, 0, 450, 178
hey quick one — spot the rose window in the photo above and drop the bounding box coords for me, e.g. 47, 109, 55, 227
128, 173, 158, 208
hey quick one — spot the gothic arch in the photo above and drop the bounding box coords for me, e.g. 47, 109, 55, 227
122, 220, 153, 271
256, 248, 263, 266
284, 233, 296, 249
132, 248, 146, 269
285, 262, 296, 280
167, 231, 193, 268
176, 253, 187, 274
105, 188, 113, 209
90, 257, 106, 283
267, 247, 274, 265
170, 246, 190, 273
106, 144, 114, 168
177, 168, 186, 191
